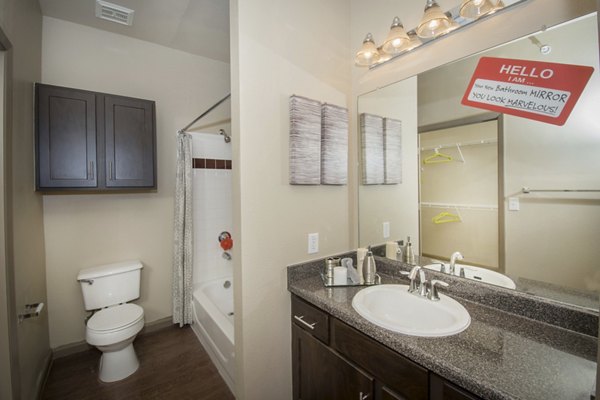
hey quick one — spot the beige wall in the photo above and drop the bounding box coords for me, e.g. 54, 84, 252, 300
0, 0, 49, 399
231, 0, 351, 398
41, 17, 230, 348
358, 77, 419, 248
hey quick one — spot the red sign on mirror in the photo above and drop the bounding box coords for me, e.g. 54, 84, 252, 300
461, 57, 594, 126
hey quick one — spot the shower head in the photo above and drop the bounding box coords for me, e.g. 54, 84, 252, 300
219, 129, 231, 143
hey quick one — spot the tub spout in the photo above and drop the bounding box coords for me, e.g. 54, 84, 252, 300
222, 252, 232, 260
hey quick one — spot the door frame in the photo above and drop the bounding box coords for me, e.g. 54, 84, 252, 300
0, 24, 19, 400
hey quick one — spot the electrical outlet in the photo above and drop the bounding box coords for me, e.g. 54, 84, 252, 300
308, 233, 319, 254
508, 197, 520, 211
383, 222, 390, 239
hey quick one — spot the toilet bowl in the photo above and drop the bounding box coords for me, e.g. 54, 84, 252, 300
77, 260, 145, 383
86, 303, 145, 382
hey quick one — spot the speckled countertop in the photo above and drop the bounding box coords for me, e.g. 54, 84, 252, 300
287, 255, 598, 400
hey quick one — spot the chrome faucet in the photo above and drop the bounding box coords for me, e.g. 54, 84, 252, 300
407, 266, 428, 296
449, 252, 463, 275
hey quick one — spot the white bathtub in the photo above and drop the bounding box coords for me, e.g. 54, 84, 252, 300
191, 277, 235, 392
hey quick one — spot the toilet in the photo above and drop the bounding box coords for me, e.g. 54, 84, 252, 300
77, 260, 144, 383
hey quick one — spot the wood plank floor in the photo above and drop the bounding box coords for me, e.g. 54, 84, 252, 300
42, 325, 235, 400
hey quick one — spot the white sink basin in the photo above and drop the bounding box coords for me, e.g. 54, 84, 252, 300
352, 284, 471, 337
423, 263, 516, 290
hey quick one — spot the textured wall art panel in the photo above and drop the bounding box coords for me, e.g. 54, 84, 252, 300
360, 113, 384, 185
321, 103, 348, 185
289, 95, 322, 185
384, 117, 402, 184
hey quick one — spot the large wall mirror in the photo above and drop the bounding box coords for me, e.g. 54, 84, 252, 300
358, 10, 599, 310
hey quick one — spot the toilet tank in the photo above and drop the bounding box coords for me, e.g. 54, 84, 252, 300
77, 260, 143, 310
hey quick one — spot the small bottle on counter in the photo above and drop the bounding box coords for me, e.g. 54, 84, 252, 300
403, 236, 415, 265
396, 240, 404, 261
325, 257, 340, 286
362, 246, 377, 285
356, 248, 368, 284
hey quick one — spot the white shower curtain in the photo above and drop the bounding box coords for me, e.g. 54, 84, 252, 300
172, 131, 193, 326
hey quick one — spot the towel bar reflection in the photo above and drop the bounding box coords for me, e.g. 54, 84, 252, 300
521, 187, 600, 194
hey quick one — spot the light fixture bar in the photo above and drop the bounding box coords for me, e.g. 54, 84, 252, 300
361, 0, 527, 69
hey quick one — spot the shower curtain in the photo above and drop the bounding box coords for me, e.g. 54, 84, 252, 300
172, 131, 193, 326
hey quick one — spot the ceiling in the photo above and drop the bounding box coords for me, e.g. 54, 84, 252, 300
38, 0, 230, 63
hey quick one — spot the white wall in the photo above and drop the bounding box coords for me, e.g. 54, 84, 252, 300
192, 134, 233, 284
41, 17, 230, 348
231, 0, 352, 398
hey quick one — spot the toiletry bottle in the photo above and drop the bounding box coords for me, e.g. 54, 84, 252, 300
362, 246, 377, 285
404, 236, 415, 265
356, 247, 368, 284
396, 240, 404, 261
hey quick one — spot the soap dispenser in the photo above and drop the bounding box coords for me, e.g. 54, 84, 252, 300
362, 246, 377, 285
403, 236, 415, 265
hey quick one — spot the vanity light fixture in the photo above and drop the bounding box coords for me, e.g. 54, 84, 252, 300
459, 0, 495, 19
416, 0, 455, 39
355, 33, 381, 67
354, 0, 518, 68
404, 30, 423, 52
382, 17, 410, 55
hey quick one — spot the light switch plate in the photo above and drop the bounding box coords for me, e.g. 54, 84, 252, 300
508, 197, 520, 211
308, 233, 319, 254
383, 222, 390, 239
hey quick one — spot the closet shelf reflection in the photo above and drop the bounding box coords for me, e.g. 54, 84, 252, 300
420, 202, 498, 211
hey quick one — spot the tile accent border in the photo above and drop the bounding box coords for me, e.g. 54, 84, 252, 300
193, 158, 232, 170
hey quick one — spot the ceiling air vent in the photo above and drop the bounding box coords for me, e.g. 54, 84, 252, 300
95, 0, 134, 26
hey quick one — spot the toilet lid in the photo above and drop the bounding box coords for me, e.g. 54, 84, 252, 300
88, 304, 144, 332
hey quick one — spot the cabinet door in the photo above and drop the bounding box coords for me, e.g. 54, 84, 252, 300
36, 85, 97, 188
430, 374, 482, 400
104, 95, 155, 188
292, 324, 373, 400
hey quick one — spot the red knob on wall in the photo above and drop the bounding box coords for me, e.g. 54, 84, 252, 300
220, 238, 233, 251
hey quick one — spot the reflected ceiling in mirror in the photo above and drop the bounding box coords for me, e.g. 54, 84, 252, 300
357, 12, 600, 311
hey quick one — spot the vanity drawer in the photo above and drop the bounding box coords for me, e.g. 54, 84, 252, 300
331, 318, 429, 400
291, 295, 329, 344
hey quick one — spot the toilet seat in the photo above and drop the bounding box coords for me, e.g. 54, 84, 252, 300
88, 304, 144, 333
86, 304, 144, 347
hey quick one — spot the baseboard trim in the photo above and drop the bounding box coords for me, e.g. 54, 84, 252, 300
52, 316, 174, 360
36, 349, 52, 400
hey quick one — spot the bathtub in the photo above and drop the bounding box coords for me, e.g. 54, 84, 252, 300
191, 277, 235, 392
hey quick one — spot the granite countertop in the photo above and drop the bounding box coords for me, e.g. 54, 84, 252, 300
288, 257, 597, 400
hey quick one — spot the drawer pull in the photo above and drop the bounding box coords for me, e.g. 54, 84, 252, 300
294, 315, 317, 330
359, 392, 370, 399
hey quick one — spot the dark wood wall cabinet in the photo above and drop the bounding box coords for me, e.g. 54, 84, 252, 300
291, 295, 482, 400
35, 83, 157, 191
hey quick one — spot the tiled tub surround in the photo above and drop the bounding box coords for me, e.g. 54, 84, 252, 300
287, 254, 598, 400
191, 134, 233, 284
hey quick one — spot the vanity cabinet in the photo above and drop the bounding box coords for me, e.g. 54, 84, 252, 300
35, 83, 156, 191
291, 295, 482, 400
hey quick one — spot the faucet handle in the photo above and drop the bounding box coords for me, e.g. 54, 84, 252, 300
428, 280, 449, 301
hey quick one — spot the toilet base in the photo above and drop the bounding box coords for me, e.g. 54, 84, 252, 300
98, 342, 139, 383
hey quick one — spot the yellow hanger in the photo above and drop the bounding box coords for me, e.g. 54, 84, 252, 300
423, 148, 453, 164
432, 211, 461, 224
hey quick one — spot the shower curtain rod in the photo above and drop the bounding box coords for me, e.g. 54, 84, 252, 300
179, 93, 231, 133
